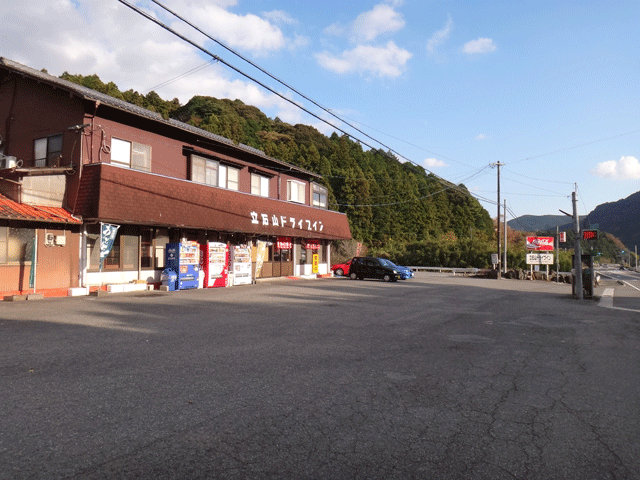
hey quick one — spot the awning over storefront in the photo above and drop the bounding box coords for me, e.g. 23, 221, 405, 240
0, 193, 81, 224
75, 163, 352, 240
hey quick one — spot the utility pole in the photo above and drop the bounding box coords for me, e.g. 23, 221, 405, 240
503, 199, 507, 273
491, 162, 504, 279
572, 190, 583, 300
556, 225, 560, 283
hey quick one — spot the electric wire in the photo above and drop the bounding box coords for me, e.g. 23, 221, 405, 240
118, 0, 492, 211
507, 129, 640, 166
147, 0, 442, 175
143, 60, 215, 94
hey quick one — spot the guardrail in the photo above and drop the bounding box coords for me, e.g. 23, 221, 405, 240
408, 266, 479, 276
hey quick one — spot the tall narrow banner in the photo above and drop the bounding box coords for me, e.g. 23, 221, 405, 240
100, 223, 120, 267
255, 240, 267, 279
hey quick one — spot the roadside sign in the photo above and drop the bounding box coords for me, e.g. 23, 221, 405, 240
527, 253, 554, 265
559, 231, 566, 243
491, 253, 499, 265
526, 236, 554, 251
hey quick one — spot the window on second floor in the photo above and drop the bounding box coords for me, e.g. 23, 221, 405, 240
312, 183, 328, 208
287, 180, 305, 204
111, 138, 151, 172
34, 134, 63, 167
191, 154, 218, 186
191, 155, 240, 191
219, 164, 240, 191
251, 173, 270, 197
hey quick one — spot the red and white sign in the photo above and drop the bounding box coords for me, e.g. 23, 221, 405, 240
276, 237, 292, 250
526, 236, 554, 251
305, 239, 321, 250
559, 231, 566, 243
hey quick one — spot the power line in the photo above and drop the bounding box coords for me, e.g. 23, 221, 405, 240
507, 128, 640, 166
117, 0, 491, 211
143, 60, 215, 94
147, 0, 438, 175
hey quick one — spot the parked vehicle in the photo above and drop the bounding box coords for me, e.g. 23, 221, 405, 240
331, 260, 352, 276
383, 260, 414, 279
348, 257, 399, 282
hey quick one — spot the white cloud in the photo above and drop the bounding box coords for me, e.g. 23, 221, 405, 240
475, 134, 488, 140
427, 16, 453, 55
181, 3, 287, 55
262, 10, 298, 26
351, 4, 405, 43
592, 156, 640, 179
323, 23, 346, 37
424, 157, 447, 168
0, 0, 308, 121
315, 41, 412, 77
463, 37, 497, 54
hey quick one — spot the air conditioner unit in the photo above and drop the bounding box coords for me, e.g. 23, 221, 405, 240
0, 156, 17, 169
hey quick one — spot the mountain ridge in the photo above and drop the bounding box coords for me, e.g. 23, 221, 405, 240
509, 191, 640, 250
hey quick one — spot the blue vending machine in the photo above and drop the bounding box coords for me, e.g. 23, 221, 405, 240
166, 242, 200, 290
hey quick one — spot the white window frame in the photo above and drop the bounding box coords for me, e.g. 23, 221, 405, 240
251, 173, 270, 197
226, 166, 239, 191
312, 183, 328, 208
287, 180, 306, 204
111, 138, 151, 172
191, 154, 219, 186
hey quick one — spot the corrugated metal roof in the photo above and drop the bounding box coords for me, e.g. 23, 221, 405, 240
0, 194, 81, 224
0, 57, 320, 179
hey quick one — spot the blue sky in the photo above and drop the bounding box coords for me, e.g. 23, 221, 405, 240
2, 0, 640, 221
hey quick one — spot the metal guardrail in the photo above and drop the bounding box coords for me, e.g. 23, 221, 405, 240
408, 266, 479, 276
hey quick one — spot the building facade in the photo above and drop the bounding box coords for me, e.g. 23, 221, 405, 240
0, 57, 351, 297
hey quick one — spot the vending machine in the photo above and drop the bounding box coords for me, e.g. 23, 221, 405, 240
200, 242, 229, 288
232, 244, 252, 285
166, 241, 200, 290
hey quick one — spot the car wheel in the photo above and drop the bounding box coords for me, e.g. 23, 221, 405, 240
383, 274, 391, 282
336, 268, 344, 276
350, 272, 358, 280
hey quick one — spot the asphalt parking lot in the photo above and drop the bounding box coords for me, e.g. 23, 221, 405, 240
1, 273, 639, 479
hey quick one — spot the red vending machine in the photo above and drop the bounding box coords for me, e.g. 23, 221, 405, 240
200, 242, 229, 288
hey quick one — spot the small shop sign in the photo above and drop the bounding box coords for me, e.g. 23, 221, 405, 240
526, 253, 554, 265
276, 237, 293, 250
305, 239, 321, 250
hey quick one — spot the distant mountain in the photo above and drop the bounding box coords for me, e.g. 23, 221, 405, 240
509, 191, 640, 250
585, 191, 640, 250
507, 214, 569, 232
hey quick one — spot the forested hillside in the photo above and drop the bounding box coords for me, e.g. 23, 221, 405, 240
60, 72, 496, 266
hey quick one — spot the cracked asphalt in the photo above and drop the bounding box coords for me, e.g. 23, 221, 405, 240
1, 273, 639, 479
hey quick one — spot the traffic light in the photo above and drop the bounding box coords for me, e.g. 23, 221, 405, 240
582, 229, 598, 240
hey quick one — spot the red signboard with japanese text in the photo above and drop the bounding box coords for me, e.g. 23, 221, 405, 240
305, 239, 321, 250
526, 236, 554, 251
276, 237, 292, 250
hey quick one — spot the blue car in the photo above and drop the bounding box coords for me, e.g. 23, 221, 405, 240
381, 260, 414, 280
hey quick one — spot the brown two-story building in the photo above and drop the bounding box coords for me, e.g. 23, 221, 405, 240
0, 57, 351, 297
